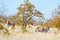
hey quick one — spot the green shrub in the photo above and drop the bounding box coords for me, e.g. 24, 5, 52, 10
0, 24, 10, 35
0, 24, 4, 29
21, 26, 27, 32
3, 30, 10, 36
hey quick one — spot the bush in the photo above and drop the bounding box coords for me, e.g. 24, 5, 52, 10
21, 26, 27, 32
0, 24, 4, 29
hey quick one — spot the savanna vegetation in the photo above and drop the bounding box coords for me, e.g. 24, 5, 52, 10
0, 0, 60, 33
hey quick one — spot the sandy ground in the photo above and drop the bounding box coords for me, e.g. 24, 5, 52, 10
0, 24, 60, 40
0, 32, 60, 40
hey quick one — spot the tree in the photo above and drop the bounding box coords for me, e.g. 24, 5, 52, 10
52, 5, 60, 18
52, 16, 60, 29
0, 2, 8, 16
0, 15, 7, 23
17, 0, 43, 28
52, 5, 60, 28
0, 2, 8, 23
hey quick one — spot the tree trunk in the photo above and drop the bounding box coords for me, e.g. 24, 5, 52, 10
22, 16, 27, 28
